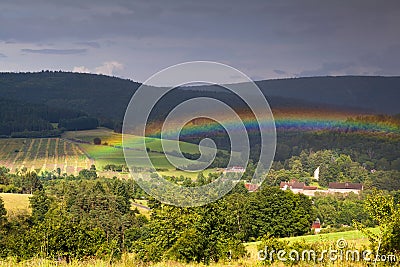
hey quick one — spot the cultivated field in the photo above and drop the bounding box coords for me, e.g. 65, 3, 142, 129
0, 138, 90, 176
0, 128, 221, 178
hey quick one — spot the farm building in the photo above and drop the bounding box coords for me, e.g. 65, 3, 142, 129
280, 180, 319, 196
244, 182, 259, 192
280, 179, 363, 196
328, 182, 363, 194
311, 218, 322, 234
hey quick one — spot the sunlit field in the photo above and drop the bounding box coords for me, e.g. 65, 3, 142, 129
0, 138, 89, 175
64, 128, 220, 177
0, 193, 31, 216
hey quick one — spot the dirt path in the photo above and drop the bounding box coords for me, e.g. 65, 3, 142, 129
53, 138, 59, 170
72, 143, 81, 176
31, 138, 43, 171
63, 141, 68, 174
21, 139, 35, 169
41, 139, 51, 173
132, 202, 151, 211
10, 140, 27, 172
0, 141, 10, 167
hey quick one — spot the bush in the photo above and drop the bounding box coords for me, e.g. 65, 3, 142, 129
93, 137, 101, 145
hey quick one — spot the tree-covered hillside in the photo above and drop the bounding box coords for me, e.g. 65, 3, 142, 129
0, 71, 140, 120
1, 72, 399, 122
0, 98, 87, 136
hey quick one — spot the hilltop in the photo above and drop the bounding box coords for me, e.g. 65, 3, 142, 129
1, 72, 399, 123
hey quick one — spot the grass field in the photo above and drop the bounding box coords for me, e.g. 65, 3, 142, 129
132, 199, 151, 218
244, 227, 379, 260
0, 193, 31, 216
0, 128, 221, 178
64, 128, 220, 178
62, 128, 204, 154
0, 227, 384, 267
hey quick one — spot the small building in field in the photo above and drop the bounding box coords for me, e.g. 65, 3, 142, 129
244, 182, 259, 192
328, 182, 363, 194
280, 180, 318, 196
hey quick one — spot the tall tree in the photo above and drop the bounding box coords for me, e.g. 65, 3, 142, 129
0, 197, 6, 225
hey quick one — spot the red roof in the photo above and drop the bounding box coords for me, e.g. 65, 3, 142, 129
312, 222, 321, 228
279, 180, 308, 189
244, 183, 259, 192
304, 186, 317, 190
329, 182, 363, 190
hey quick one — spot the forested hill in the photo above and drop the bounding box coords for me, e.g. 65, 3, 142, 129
184, 76, 400, 114
257, 76, 400, 114
0, 71, 140, 120
0, 72, 399, 122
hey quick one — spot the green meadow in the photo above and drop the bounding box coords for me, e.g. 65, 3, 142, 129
64, 128, 220, 177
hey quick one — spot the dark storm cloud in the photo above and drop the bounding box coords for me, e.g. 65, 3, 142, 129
1, 0, 400, 79
21, 48, 87, 55
1, 1, 396, 43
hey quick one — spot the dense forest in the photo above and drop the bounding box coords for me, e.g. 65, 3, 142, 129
0, 152, 399, 264
0, 98, 100, 137
1, 72, 399, 118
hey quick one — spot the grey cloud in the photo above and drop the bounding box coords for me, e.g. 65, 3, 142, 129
360, 44, 400, 74
76, 41, 100, 48
0, 53, 6, 58
0, 1, 399, 53
299, 62, 355, 77
273, 70, 286, 75
0, 1, 399, 79
21, 48, 87, 55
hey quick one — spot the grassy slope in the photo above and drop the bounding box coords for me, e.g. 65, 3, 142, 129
62, 128, 204, 154
244, 227, 379, 260
64, 128, 219, 178
0, 128, 218, 177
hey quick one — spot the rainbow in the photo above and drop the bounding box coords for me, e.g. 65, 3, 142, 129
145, 109, 400, 139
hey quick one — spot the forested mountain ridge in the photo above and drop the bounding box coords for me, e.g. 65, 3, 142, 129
1, 72, 399, 122
0, 71, 140, 120
186, 76, 400, 114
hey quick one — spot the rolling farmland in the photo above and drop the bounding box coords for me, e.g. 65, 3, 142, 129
64, 128, 220, 178
0, 138, 91, 175
0, 128, 220, 178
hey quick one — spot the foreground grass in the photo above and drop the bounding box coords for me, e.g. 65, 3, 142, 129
244, 227, 379, 262
0, 229, 385, 266
0, 255, 389, 267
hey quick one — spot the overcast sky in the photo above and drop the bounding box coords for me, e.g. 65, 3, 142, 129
0, 0, 399, 82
